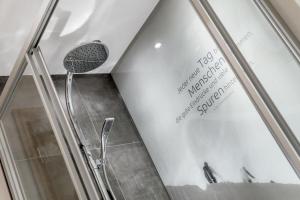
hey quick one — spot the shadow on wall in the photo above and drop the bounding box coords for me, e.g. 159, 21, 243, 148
167, 183, 300, 200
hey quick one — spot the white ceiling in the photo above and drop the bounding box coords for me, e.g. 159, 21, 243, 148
0, 0, 159, 75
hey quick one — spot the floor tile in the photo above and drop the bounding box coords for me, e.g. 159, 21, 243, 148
16, 155, 78, 200
89, 148, 126, 200
107, 143, 170, 200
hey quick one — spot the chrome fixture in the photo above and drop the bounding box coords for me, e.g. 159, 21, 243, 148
64, 41, 116, 200
64, 40, 109, 73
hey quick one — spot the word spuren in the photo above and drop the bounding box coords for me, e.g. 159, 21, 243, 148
197, 87, 225, 115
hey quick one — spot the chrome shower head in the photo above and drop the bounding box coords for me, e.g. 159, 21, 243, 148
100, 118, 115, 164
63, 40, 108, 73
102, 118, 115, 134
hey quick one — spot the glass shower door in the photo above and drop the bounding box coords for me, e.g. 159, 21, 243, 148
1, 0, 300, 200
0, 73, 79, 199
184, 0, 300, 193
204, 0, 300, 142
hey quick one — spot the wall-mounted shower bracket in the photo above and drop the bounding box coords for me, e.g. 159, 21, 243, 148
81, 146, 103, 169
95, 159, 104, 168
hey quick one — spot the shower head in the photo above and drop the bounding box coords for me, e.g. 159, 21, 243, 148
102, 118, 115, 133
100, 118, 115, 161
63, 40, 108, 73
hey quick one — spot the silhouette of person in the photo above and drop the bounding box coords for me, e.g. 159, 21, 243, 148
241, 166, 255, 183
203, 162, 218, 184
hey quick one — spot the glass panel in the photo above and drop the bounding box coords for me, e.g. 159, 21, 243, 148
30, 0, 300, 200
269, 0, 300, 41
1, 72, 79, 200
112, 0, 300, 200
207, 0, 300, 142
0, 0, 45, 76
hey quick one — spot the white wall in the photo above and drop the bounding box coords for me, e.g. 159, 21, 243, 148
39, 0, 159, 75
112, 0, 300, 199
0, 0, 159, 76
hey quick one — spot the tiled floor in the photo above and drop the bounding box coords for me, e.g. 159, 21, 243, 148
107, 143, 170, 200
53, 74, 170, 200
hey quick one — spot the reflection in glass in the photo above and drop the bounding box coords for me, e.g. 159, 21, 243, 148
208, 0, 300, 143
28, 0, 300, 199
1, 75, 79, 200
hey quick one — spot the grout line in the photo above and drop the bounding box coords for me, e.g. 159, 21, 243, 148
106, 141, 141, 148
15, 152, 62, 162
87, 141, 141, 151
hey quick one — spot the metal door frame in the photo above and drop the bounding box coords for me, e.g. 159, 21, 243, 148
254, 0, 300, 64
191, 0, 300, 177
0, 0, 101, 199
